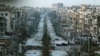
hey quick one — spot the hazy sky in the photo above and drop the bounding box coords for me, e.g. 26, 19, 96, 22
0, 0, 99, 7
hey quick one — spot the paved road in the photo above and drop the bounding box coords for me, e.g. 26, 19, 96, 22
25, 15, 69, 56
25, 15, 45, 47
25, 15, 80, 56
46, 17, 68, 56
24, 15, 45, 56
46, 16, 81, 56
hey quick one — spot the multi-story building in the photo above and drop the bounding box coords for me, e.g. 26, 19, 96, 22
0, 4, 28, 56
52, 3, 64, 11
0, 4, 14, 56
68, 5, 96, 37
0, 5, 12, 37
59, 8, 75, 39
51, 3, 76, 40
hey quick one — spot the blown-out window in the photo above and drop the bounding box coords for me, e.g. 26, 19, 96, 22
5, 13, 8, 16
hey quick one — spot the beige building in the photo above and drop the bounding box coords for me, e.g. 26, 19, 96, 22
68, 5, 95, 35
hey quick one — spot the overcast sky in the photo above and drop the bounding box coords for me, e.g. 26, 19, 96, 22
0, 0, 99, 7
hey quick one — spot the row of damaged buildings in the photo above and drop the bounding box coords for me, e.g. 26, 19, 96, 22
51, 3, 99, 42
0, 4, 26, 56
50, 3, 100, 56
0, 4, 41, 56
